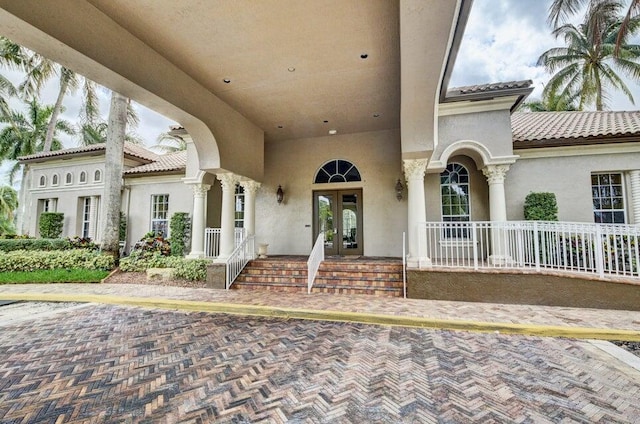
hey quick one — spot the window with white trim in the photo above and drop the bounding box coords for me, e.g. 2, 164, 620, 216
65, 173, 72, 185
38, 175, 46, 187
592, 173, 626, 223
151, 194, 169, 236
81, 197, 91, 238
52, 174, 59, 186
94, 169, 101, 182
235, 185, 245, 228
440, 163, 471, 238
79, 171, 87, 184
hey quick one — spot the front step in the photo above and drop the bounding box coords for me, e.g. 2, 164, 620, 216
232, 257, 404, 297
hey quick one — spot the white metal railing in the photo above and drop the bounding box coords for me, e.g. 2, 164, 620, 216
205, 227, 246, 258
402, 232, 407, 299
419, 221, 640, 280
307, 233, 325, 293
225, 235, 255, 290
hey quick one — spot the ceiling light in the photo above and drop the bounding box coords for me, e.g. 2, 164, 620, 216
277, 125, 284, 129
360, 53, 368, 59
288, 67, 296, 72
329, 129, 337, 135
373, 113, 380, 118
223, 78, 231, 84
323, 120, 329, 123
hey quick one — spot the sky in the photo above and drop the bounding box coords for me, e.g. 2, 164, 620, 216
1, 0, 639, 185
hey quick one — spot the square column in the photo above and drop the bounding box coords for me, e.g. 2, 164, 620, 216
186, 183, 211, 259
403, 158, 430, 268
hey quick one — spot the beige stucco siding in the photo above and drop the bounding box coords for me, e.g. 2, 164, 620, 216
507, 149, 640, 223
256, 129, 406, 257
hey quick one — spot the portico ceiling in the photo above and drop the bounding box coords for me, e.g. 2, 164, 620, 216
81, 0, 447, 142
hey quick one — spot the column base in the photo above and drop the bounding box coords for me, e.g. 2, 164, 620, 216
186, 251, 205, 259
406, 256, 432, 269
488, 255, 514, 266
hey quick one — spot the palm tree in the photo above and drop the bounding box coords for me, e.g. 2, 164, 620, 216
0, 185, 18, 234
0, 99, 74, 181
0, 37, 26, 122
538, 4, 640, 110
151, 131, 187, 153
520, 86, 579, 111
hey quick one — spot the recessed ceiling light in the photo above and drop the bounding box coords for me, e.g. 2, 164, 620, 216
360, 53, 368, 59
223, 78, 231, 84
288, 67, 296, 72
277, 125, 284, 129
323, 120, 329, 123
373, 113, 380, 118
329, 129, 337, 135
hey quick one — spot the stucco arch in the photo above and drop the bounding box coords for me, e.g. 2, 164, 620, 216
427, 139, 518, 173
0, 1, 263, 180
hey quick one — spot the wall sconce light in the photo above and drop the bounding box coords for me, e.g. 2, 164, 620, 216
395, 179, 404, 201
276, 185, 284, 204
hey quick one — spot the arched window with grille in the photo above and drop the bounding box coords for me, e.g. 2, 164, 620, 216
314, 159, 361, 184
440, 163, 470, 238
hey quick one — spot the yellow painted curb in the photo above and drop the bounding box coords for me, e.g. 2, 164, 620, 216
2, 292, 640, 342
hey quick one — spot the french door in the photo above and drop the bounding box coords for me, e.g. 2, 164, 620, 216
313, 189, 363, 256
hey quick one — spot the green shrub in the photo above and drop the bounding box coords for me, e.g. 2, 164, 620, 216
119, 212, 127, 242
119, 251, 208, 281
131, 233, 171, 257
0, 249, 115, 272
169, 212, 191, 256
0, 237, 99, 252
39, 212, 64, 238
524, 192, 558, 221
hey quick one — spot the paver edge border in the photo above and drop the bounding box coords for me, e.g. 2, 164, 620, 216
2, 292, 640, 341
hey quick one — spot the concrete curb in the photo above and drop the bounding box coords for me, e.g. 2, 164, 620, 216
2, 292, 640, 341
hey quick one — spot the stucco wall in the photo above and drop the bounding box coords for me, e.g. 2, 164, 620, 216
125, 175, 193, 248
507, 149, 640, 223
256, 129, 406, 257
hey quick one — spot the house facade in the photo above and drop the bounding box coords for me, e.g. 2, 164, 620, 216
3, 1, 640, 270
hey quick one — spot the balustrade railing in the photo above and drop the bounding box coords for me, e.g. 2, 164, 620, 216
205, 227, 246, 258
307, 233, 325, 293
226, 235, 255, 289
419, 221, 640, 280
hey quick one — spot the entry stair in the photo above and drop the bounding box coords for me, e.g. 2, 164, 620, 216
232, 256, 404, 297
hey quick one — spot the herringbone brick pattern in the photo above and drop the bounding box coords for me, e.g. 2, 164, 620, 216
1, 305, 639, 423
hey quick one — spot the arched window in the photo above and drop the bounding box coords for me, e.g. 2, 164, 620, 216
65, 173, 73, 185
314, 159, 361, 184
440, 163, 470, 237
94, 169, 101, 182
79, 171, 87, 184
38, 175, 46, 187
52, 174, 59, 186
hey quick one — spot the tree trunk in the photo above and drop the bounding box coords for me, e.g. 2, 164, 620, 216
100, 91, 127, 259
42, 77, 68, 152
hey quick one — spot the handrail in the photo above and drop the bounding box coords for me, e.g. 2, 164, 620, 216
402, 231, 407, 299
205, 227, 246, 258
225, 235, 255, 290
307, 233, 324, 294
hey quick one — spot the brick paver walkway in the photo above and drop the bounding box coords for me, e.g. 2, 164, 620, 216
1, 303, 639, 423
1, 283, 640, 423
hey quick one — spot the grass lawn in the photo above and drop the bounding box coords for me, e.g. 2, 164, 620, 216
0, 269, 111, 284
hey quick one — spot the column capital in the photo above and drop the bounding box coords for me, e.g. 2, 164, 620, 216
482, 164, 510, 184
217, 173, 241, 191
240, 180, 261, 195
402, 158, 429, 181
190, 183, 211, 198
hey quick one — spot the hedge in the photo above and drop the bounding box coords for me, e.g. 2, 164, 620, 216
0, 249, 115, 272
0, 237, 99, 252
39, 212, 64, 238
524, 192, 558, 221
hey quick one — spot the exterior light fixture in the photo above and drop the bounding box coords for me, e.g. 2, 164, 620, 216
329, 129, 337, 135
276, 185, 284, 204
395, 179, 404, 201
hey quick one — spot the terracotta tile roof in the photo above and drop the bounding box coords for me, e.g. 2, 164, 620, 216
447, 80, 533, 97
18, 142, 158, 162
512, 111, 640, 145
124, 151, 186, 176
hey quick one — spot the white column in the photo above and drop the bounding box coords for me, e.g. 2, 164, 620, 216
403, 158, 430, 268
240, 180, 261, 237
187, 183, 211, 259
629, 170, 640, 224
217, 173, 240, 261
88, 196, 99, 241
482, 164, 511, 264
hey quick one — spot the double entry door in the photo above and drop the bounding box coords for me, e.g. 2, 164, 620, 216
313, 189, 363, 256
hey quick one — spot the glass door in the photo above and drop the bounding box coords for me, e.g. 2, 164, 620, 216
313, 189, 362, 256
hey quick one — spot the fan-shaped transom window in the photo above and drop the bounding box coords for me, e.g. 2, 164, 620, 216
314, 160, 361, 184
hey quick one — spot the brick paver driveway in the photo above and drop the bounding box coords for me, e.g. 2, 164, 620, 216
1, 303, 639, 423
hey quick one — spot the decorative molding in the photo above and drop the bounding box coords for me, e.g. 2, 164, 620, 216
438, 96, 521, 116
515, 142, 640, 159
240, 180, 261, 195
427, 139, 518, 173
191, 183, 211, 198
403, 159, 429, 181
482, 164, 510, 184
217, 173, 240, 191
